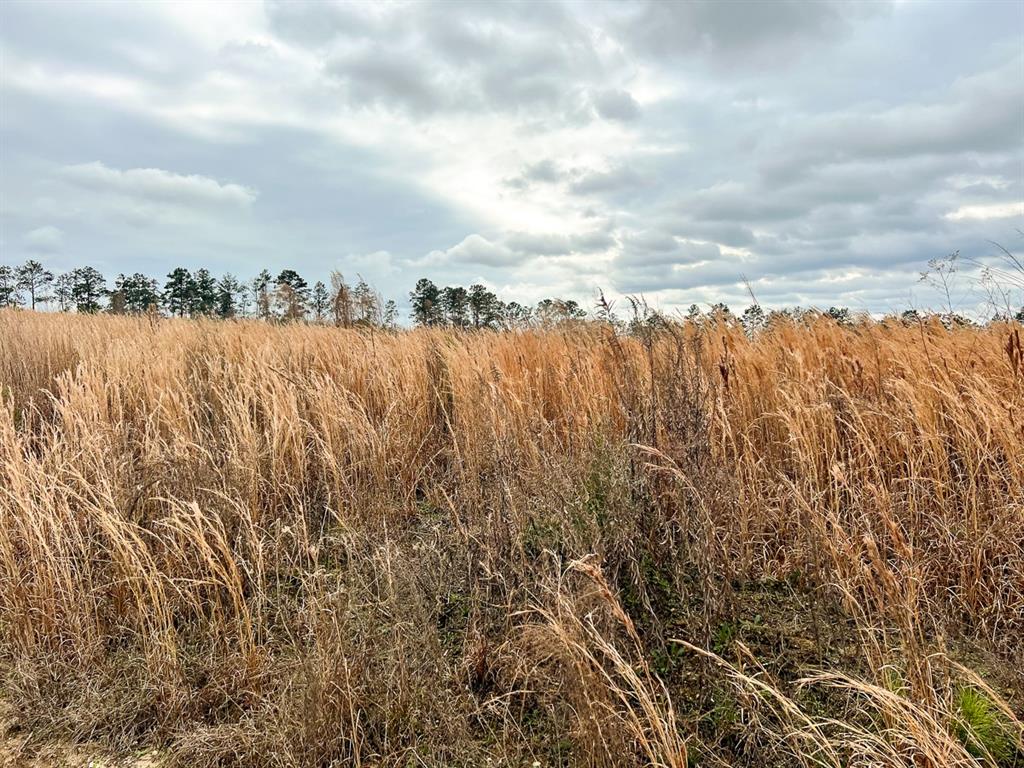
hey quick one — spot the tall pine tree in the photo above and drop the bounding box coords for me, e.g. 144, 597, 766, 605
163, 268, 194, 317
311, 281, 329, 323
70, 267, 106, 313
192, 269, 218, 316
16, 260, 54, 310
0, 266, 22, 308
216, 274, 243, 319
409, 278, 442, 326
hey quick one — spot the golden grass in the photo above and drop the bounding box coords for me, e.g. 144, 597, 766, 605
0, 309, 1021, 766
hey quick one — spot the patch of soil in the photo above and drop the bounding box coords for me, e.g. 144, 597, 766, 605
1, 701, 164, 768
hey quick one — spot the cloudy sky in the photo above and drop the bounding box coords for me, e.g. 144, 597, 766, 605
1, 0, 1022, 316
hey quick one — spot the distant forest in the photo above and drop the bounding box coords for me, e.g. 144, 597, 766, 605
0, 259, 591, 329
1, 257, 1022, 329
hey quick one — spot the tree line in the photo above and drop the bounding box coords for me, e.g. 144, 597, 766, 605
0, 260, 399, 327
407, 278, 587, 329
3, 255, 1020, 329
0, 260, 598, 329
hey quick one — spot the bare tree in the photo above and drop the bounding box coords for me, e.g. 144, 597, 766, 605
330, 271, 354, 327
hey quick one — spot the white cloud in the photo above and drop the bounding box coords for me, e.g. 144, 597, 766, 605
60, 162, 257, 208
423, 234, 517, 267
944, 202, 1023, 221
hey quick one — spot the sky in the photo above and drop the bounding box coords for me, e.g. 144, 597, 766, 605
1, 0, 1022, 317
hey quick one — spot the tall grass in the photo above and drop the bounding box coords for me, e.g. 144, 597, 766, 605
1, 309, 1021, 766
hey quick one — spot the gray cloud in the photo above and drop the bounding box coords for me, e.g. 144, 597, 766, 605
326, 49, 447, 115
522, 160, 563, 184
615, 0, 887, 65
612, 234, 725, 291
759, 58, 1024, 184
590, 88, 640, 121
505, 231, 574, 257
23, 225, 64, 254
503, 159, 567, 190
265, 0, 381, 47
307, 1, 609, 119
506, 228, 616, 257
621, 230, 678, 256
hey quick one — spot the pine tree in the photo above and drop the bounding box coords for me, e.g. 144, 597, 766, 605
253, 269, 272, 320
53, 273, 74, 311
275, 269, 309, 321
741, 304, 766, 335
16, 260, 54, 310
827, 306, 852, 326
70, 267, 106, 313
216, 274, 242, 319
135, 274, 160, 313
311, 281, 329, 323
192, 269, 218, 316
563, 299, 586, 320
114, 273, 159, 314
0, 266, 22, 308
503, 301, 532, 329
536, 298, 585, 325
352, 277, 379, 325
468, 284, 502, 329
409, 278, 442, 327
163, 268, 194, 317
235, 281, 253, 317
708, 303, 732, 323
382, 299, 399, 329
440, 285, 470, 327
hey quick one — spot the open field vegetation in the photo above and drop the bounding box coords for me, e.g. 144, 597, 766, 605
1, 309, 1022, 767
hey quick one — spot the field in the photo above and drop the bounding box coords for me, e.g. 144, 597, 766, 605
1, 309, 1022, 767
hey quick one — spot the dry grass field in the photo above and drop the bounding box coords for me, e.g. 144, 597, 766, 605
1, 309, 1022, 767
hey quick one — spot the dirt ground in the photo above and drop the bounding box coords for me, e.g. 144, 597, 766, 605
1, 702, 163, 768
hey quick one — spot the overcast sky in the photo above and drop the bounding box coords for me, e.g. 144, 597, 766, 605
1, 0, 1022, 315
